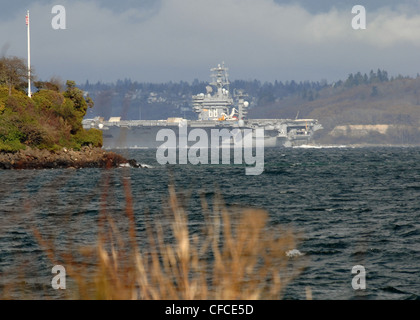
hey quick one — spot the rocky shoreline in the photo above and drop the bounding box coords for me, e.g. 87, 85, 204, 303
0, 146, 142, 170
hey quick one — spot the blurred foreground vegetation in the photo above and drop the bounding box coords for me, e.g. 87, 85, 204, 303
1, 181, 305, 300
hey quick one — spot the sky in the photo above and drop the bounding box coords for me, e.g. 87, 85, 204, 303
2, 0, 420, 84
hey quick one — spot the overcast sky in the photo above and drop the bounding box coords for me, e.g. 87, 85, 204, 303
2, 0, 420, 84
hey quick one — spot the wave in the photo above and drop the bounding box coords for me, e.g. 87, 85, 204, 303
285, 249, 304, 257
119, 162, 154, 168
139, 163, 154, 169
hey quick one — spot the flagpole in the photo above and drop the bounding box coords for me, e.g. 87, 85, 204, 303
27, 10, 31, 98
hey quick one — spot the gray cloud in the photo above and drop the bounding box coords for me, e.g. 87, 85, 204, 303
1, 0, 420, 83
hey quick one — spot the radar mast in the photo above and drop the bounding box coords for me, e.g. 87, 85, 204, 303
210, 62, 230, 94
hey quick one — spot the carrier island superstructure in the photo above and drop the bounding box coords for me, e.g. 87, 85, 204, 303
83, 63, 322, 149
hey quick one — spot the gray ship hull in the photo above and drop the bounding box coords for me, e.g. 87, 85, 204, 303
100, 122, 286, 149
83, 118, 321, 149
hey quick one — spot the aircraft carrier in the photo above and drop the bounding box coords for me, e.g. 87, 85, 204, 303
83, 63, 322, 149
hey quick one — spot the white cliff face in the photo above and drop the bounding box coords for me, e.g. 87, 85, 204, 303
329, 124, 392, 138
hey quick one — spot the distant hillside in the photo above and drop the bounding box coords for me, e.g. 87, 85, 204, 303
79, 78, 328, 121
248, 75, 420, 145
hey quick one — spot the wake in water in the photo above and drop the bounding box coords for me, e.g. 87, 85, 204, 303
293, 144, 349, 149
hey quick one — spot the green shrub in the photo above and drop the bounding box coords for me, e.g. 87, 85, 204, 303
74, 128, 103, 149
32, 90, 64, 111
0, 139, 25, 152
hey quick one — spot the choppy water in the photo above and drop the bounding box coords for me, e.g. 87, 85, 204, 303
1, 147, 419, 300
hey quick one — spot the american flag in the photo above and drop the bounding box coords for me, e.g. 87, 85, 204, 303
26, 14, 29, 25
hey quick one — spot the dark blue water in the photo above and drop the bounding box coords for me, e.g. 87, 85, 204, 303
1, 147, 419, 300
